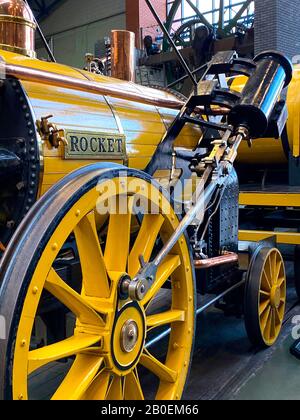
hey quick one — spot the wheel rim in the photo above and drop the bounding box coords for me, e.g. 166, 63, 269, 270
10, 174, 195, 400
258, 248, 286, 346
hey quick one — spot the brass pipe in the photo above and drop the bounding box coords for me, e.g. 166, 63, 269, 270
4, 62, 231, 115
5, 62, 184, 109
194, 252, 238, 269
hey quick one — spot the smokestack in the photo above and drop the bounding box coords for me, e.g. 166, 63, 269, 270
111, 30, 135, 82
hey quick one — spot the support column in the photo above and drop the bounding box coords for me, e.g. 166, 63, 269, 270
255, 0, 300, 59
126, 0, 166, 49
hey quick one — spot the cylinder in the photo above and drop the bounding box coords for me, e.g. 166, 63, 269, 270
229, 51, 293, 138
0, 0, 36, 58
111, 30, 135, 82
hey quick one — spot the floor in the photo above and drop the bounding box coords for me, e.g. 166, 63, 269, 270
183, 265, 300, 400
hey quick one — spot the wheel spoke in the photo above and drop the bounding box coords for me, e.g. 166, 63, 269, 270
124, 371, 144, 400
104, 211, 131, 272
128, 214, 164, 277
45, 268, 104, 326
274, 307, 282, 325
51, 354, 104, 400
262, 269, 272, 291
260, 306, 271, 332
142, 255, 181, 306
147, 309, 185, 329
106, 376, 123, 400
264, 309, 272, 341
28, 334, 101, 375
259, 299, 270, 316
275, 261, 281, 282
82, 370, 111, 400
74, 211, 110, 298
270, 309, 276, 338
140, 352, 177, 383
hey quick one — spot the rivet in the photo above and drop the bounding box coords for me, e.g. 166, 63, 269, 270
186, 267, 190, 272
51, 243, 58, 251
188, 329, 191, 334
184, 361, 187, 367
29, 130, 34, 135
75, 210, 81, 217
21, 340, 26, 347
176, 395, 179, 400
189, 296, 192, 302
173, 342, 179, 350
30, 139, 35, 145
32, 287, 38, 295
18, 394, 24, 400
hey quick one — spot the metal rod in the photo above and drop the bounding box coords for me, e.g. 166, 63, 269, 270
167, 63, 207, 88
153, 176, 216, 268
23, 0, 56, 63
145, 278, 246, 350
194, 252, 239, 269
145, 0, 197, 88
196, 278, 245, 315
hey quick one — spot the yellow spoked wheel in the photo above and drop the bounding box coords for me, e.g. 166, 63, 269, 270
0, 164, 195, 400
244, 247, 286, 348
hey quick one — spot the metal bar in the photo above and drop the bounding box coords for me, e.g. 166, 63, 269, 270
223, 0, 253, 34
145, 278, 246, 350
218, 0, 225, 32
167, 63, 207, 88
153, 178, 217, 268
185, 0, 213, 30
196, 279, 245, 315
23, 0, 56, 62
145, 0, 197, 88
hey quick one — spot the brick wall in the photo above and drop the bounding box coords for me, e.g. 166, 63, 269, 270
255, 0, 300, 59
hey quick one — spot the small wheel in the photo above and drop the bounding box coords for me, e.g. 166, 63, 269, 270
294, 245, 300, 300
0, 164, 196, 400
244, 247, 286, 348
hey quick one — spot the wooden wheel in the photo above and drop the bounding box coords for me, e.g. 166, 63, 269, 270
244, 247, 286, 348
0, 164, 196, 400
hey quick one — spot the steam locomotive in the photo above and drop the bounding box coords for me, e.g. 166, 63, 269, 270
0, 0, 294, 400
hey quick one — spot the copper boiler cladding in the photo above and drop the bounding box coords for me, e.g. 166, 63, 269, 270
111, 30, 135, 82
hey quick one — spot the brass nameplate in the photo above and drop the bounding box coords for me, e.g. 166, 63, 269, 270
64, 131, 126, 160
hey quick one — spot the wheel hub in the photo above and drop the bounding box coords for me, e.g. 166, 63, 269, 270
120, 319, 139, 353
110, 303, 146, 372
270, 285, 281, 308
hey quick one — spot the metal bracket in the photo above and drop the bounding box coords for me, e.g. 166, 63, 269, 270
36, 115, 67, 149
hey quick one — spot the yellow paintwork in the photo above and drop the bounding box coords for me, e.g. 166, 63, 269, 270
239, 230, 300, 245
240, 192, 300, 207
0, 49, 202, 195
12, 176, 195, 400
